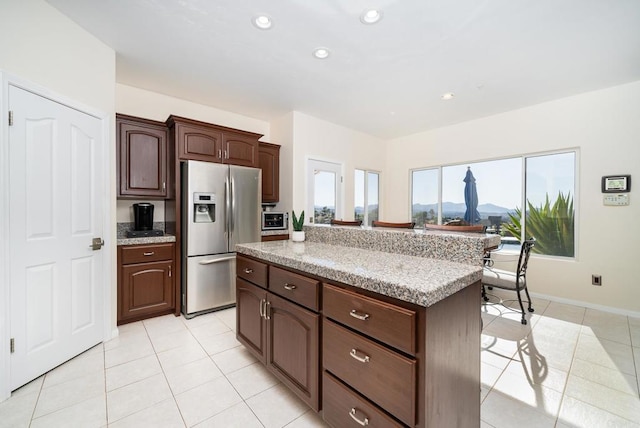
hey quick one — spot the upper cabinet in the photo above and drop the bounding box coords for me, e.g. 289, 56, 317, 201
116, 114, 169, 199
167, 115, 262, 168
258, 142, 280, 203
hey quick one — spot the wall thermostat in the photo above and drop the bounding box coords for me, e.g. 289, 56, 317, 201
602, 175, 631, 193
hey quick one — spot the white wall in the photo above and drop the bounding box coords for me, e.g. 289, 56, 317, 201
269, 112, 295, 215
290, 112, 386, 222
384, 81, 640, 314
116, 84, 270, 139
0, 0, 116, 400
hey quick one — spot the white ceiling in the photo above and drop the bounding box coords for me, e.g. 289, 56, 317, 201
46, 0, 640, 139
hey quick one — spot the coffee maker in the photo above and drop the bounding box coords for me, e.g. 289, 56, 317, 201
126, 203, 164, 237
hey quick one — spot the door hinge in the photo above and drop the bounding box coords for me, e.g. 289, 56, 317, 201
10, 338, 15, 353
8, 111, 14, 126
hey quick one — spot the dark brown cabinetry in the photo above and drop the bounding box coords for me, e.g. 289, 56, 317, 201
116, 114, 169, 198
261, 234, 289, 242
323, 283, 417, 426
236, 252, 482, 428
236, 256, 320, 411
167, 115, 261, 167
258, 142, 280, 203
117, 243, 175, 325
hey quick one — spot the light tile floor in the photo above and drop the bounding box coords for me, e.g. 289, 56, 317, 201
1, 294, 639, 427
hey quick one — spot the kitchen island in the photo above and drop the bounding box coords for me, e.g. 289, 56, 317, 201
236, 229, 496, 428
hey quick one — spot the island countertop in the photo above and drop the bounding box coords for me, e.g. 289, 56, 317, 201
236, 240, 482, 308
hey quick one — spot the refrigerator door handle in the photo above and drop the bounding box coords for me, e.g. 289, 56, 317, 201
229, 176, 235, 241
198, 255, 236, 265
225, 174, 230, 241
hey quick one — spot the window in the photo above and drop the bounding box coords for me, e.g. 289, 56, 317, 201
411, 168, 439, 225
441, 158, 522, 227
355, 169, 379, 226
410, 150, 576, 258
524, 152, 576, 257
307, 159, 342, 224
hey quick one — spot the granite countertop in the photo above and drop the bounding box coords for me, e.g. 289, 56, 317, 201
236, 240, 482, 308
261, 230, 290, 236
116, 234, 176, 246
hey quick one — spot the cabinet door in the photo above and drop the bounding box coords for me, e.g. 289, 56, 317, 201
177, 122, 223, 163
119, 260, 174, 323
258, 142, 280, 203
223, 132, 259, 167
117, 116, 168, 198
236, 278, 267, 362
266, 293, 320, 411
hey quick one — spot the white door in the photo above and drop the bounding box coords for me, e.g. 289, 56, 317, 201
307, 159, 342, 224
8, 85, 104, 390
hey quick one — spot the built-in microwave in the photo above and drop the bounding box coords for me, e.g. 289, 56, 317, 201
262, 212, 288, 231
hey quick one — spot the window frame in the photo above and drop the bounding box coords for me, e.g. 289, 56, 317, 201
355, 168, 380, 226
307, 158, 343, 224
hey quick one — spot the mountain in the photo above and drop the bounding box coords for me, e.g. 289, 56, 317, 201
412, 202, 513, 215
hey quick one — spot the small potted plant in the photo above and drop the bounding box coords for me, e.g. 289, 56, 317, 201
291, 210, 305, 242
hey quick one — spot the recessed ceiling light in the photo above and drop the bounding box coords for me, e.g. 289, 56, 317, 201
360, 9, 383, 24
441, 92, 455, 100
252, 15, 272, 30
313, 47, 330, 59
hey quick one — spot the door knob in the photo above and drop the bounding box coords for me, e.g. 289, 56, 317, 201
90, 238, 104, 251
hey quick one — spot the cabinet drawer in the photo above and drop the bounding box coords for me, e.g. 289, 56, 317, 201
269, 266, 320, 312
323, 283, 416, 355
323, 372, 404, 428
323, 319, 416, 426
120, 243, 174, 264
237, 256, 268, 288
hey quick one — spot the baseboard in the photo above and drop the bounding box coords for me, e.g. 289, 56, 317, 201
529, 291, 640, 319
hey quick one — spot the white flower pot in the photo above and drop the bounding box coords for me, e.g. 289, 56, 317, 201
291, 231, 305, 242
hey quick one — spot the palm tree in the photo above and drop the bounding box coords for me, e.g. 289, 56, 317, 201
503, 192, 574, 257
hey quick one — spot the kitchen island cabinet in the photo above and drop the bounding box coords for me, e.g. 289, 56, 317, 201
236, 256, 320, 410
236, 240, 485, 428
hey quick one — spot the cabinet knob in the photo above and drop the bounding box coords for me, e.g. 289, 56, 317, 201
349, 309, 370, 321
283, 283, 297, 291
349, 408, 370, 426
243, 268, 254, 274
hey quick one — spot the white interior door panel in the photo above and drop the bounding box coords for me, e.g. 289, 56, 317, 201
8, 85, 104, 391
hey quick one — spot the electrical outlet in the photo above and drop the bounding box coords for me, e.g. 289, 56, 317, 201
592, 275, 602, 286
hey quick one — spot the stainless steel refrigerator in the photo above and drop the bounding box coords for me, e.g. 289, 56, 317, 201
181, 160, 261, 318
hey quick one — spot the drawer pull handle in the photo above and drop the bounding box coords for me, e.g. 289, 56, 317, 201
349, 408, 369, 426
349, 349, 370, 363
143, 252, 155, 256
349, 310, 369, 321
244, 268, 254, 274
283, 283, 297, 291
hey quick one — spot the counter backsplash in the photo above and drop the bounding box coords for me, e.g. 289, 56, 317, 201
302, 224, 500, 266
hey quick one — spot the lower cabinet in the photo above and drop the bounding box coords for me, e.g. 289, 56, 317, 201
236, 265, 320, 411
118, 243, 175, 325
236, 254, 481, 428
323, 372, 403, 428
